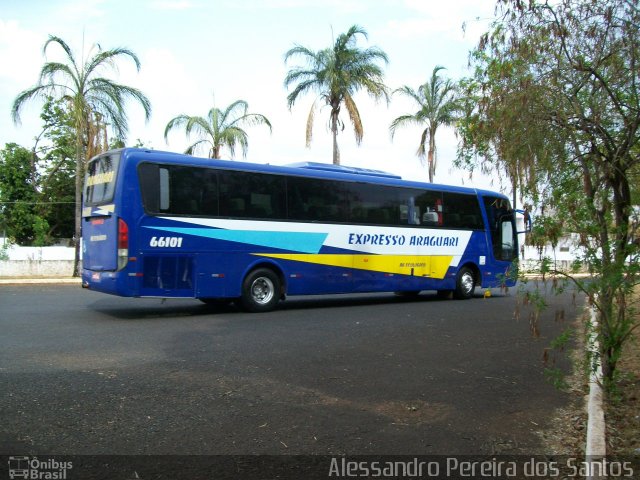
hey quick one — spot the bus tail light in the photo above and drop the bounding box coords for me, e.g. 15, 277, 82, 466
118, 218, 129, 270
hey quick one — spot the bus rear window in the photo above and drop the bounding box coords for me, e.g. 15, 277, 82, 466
84, 154, 120, 205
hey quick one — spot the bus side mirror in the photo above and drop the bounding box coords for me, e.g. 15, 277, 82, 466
515, 209, 532, 234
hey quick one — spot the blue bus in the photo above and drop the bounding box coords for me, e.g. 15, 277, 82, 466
82, 148, 523, 312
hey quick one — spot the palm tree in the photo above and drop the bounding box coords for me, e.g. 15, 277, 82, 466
390, 66, 458, 182
284, 25, 389, 165
164, 99, 272, 159
12, 35, 151, 275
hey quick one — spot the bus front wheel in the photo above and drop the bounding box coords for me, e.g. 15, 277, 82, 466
454, 266, 476, 300
240, 268, 281, 312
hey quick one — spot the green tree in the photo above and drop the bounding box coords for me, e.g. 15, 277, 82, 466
284, 25, 389, 165
457, 0, 640, 387
1, 99, 82, 245
38, 97, 76, 240
390, 66, 458, 183
12, 35, 151, 275
164, 99, 271, 159
0, 143, 48, 245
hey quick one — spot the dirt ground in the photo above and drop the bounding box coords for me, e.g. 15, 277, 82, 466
606, 329, 640, 456
540, 302, 640, 457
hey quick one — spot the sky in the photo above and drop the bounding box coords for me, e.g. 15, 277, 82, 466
0, 0, 512, 194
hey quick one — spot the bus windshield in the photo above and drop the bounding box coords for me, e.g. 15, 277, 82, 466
84, 153, 120, 207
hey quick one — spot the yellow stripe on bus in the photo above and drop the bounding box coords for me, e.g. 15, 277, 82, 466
253, 254, 454, 279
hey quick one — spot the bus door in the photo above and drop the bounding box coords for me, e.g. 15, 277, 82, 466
482, 196, 518, 263
82, 153, 122, 273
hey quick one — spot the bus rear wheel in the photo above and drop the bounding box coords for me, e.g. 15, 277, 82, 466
240, 268, 281, 312
454, 266, 476, 300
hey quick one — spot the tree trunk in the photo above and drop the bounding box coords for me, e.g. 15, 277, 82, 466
427, 148, 434, 183
331, 112, 340, 165
427, 130, 436, 182
72, 153, 82, 277
72, 120, 85, 278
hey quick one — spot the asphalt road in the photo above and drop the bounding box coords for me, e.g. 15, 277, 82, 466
0, 283, 581, 457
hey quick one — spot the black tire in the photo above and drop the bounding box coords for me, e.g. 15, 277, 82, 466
239, 268, 281, 312
436, 290, 453, 300
454, 266, 476, 300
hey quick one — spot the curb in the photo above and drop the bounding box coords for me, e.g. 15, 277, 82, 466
585, 303, 606, 478
0, 277, 81, 285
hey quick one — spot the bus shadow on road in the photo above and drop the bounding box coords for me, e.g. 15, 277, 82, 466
87, 297, 235, 320
87, 291, 498, 319
275, 291, 489, 311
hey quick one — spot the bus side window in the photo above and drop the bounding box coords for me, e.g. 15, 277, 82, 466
200, 186, 218, 216
286, 180, 307, 220
412, 206, 420, 225
287, 177, 348, 222
398, 192, 421, 225
414, 191, 442, 227
422, 210, 439, 226
228, 198, 246, 216
159, 168, 170, 211
138, 163, 161, 214
171, 168, 206, 215
442, 192, 483, 229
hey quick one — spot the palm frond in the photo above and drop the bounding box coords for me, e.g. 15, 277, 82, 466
343, 93, 363, 145
38, 62, 78, 87
164, 114, 189, 140
85, 47, 142, 79
12, 85, 54, 124
166, 99, 269, 159
305, 99, 318, 147
97, 81, 151, 121
238, 113, 272, 132
286, 78, 322, 109
389, 114, 421, 139
389, 66, 459, 180
284, 24, 389, 155
88, 77, 151, 128
185, 139, 212, 156
221, 100, 249, 126
392, 86, 420, 103
43, 36, 76, 69
184, 116, 213, 139
417, 128, 429, 162
284, 45, 317, 64
221, 126, 249, 159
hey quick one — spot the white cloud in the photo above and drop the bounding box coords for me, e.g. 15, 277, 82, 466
149, 0, 196, 10
120, 47, 202, 150
230, 0, 369, 12
0, 19, 43, 85
0, 20, 47, 146
57, 0, 107, 21
385, 0, 493, 44
0, 0, 507, 196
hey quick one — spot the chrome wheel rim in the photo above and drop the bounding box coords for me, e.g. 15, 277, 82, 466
460, 272, 474, 294
251, 276, 275, 305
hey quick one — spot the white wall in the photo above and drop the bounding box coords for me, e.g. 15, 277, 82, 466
0, 238, 75, 277
520, 234, 587, 273
0, 233, 587, 278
